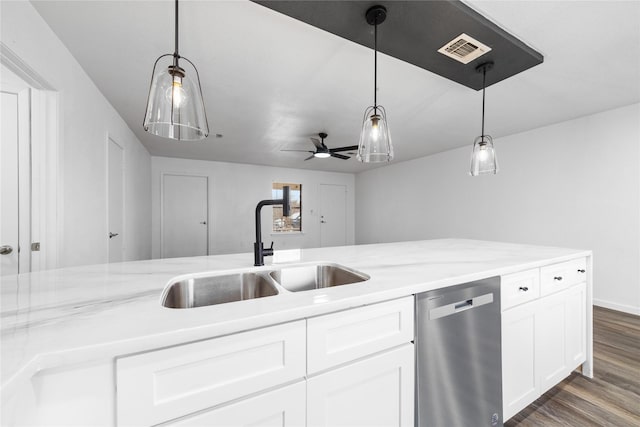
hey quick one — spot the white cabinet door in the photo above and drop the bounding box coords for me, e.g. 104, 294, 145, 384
502, 301, 539, 421
167, 381, 306, 427
565, 282, 587, 368
536, 290, 568, 394
307, 344, 414, 427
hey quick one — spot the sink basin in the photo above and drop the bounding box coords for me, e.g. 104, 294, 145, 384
270, 263, 369, 292
162, 272, 278, 309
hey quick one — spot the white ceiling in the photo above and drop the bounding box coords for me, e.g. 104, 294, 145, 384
31, 0, 640, 174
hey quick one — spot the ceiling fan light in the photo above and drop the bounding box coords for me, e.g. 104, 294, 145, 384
314, 152, 331, 158
144, 55, 209, 141
357, 105, 393, 163
469, 135, 498, 176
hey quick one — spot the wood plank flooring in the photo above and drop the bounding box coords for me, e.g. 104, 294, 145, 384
506, 306, 640, 427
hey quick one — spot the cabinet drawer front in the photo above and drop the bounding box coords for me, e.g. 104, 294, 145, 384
167, 381, 306, 427
501, 269, 540, 310
307, 297, 414, 374
540, 258, 587, 296
117, 321, 306, 426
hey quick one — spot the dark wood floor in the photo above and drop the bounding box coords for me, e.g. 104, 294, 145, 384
506, 306, 640, 427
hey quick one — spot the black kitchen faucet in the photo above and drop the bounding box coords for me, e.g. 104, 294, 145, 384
254, 186, 291, 266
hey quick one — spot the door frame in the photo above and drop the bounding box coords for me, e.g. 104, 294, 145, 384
160, 172, 210, 258
1, 42, 60, 271
106, 134, 125, 262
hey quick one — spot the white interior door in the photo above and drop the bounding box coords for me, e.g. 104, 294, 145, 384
108, 137, 124, 263
319, 184, 347, 247
1, 91, 20, 275
162, 174, 208, 258
1, 71, 31, 276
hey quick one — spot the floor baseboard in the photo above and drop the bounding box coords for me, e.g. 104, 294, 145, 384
593, 298, 640, 316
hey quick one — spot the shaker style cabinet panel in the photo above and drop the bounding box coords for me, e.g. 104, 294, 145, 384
565, 282, 587, 367
501, 268, 540, 310
535, 290, 569, 394
540, 258, 586, 296
307, 344, 415, 427
307, 296, 414, 374
502, 301, 539, 421
117, 321, 306, 426
166, 381, 306, 427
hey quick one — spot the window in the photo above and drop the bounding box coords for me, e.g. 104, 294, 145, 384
273, 182, 301, 232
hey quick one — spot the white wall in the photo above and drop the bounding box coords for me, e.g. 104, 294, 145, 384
356, 104, 640, 315
1, 1, 152, 267
152, 157, 356, 259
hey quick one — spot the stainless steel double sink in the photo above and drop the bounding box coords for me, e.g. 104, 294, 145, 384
161, 263, 369, 309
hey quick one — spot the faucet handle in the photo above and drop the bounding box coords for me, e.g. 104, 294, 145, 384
262, 241, 275, 257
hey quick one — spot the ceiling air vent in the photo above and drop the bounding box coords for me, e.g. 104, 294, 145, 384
437, 33, 491, 64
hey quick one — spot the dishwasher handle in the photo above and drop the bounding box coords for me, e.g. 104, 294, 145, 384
429, 292, 494, 320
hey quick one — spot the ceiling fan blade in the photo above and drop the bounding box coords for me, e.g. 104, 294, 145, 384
330, 153, 350, 160
310, 137, 323, 150
303, 154, 315, 161
329, 145, 359, 153
281, 149, 315, 153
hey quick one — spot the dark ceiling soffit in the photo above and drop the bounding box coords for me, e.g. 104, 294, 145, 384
252, 0, 544, 90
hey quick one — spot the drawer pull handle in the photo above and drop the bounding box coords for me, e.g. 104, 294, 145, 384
519, 286, 529, 292
554, 276, 563, 281
577, 269, 586, 273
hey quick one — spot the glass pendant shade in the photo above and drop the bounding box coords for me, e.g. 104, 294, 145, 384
470, 135, 498, 176
143, 54, 209, 141
357, 106, 393, 162
358, 5, 393, 163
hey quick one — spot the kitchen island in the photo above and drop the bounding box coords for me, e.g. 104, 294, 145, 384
1, 239, 592, 425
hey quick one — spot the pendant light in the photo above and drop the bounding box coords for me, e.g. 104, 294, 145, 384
470, 61, 498, 176
357, 5, 393, 163
143, 0, 209, 141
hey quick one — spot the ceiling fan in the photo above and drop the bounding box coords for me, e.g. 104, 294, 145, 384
282, 133, 358, 160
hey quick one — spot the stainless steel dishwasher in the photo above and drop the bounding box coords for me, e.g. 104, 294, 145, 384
416, 276, 502, 427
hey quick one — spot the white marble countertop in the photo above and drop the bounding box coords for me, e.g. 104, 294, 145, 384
0, 239, 590, 397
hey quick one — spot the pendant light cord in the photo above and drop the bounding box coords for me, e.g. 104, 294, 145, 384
373, 22, 378, 111
481, 66, 486, 137
174, 0, 179, 60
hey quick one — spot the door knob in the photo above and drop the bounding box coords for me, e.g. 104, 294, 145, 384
0, 245, 13, 255
200, 221, 207, 225
109, 232, 119, 239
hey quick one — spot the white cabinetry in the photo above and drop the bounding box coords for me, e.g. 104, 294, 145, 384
117, 320, 306, 426
501, 259, 588, 421
116, 297, 414, 426
307, 296, 414, 374
307, 297, 414, 427
307, 344, 414, 427
167, 381, 306, 427
565, 282, 587, 366
502, 300, 538, 419
537, 289, 570, 393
